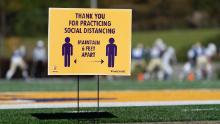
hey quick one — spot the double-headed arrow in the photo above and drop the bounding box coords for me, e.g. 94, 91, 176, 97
74, 59, 104, 64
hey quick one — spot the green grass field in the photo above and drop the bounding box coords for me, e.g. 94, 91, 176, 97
1, 79, 220, 123
1, 105, 220, 123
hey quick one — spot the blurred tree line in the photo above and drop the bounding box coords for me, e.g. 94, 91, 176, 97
0, 0, 220, 37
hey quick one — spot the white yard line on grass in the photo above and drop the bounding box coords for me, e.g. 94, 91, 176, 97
182, 108, 220, 112
1, 100, 220, 109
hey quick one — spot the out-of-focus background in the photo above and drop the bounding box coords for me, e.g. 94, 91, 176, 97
0, 0, 220, 81
1, 0, 220, 123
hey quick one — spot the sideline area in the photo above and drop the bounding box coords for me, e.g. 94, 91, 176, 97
1, 89, 220, 109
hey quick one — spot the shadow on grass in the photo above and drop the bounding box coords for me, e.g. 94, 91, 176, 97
32, 111, 117, 120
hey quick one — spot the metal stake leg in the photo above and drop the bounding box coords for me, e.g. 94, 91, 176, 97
97, 75, 100, 112
77, 76, 79, 113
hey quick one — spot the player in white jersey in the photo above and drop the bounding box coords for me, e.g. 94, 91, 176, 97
6, 46, 29, 80
202, 43, 217, 79
32, 40, 47, 77
194, 43, 208, 80
145, 39, 165, 80
131, 43, 145, 72
196, 43, 217, 79
162, 47, 177, 80
179, 45, 197, 80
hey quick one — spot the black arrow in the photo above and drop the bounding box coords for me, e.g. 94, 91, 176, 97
101, 59, 104, 64
74, 59, 104, 64
92, 59, 104, 64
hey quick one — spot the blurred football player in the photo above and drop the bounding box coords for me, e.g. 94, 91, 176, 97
145, 39, 166, 80
6, 45, 29, 80
195, 42, 208, 80
161, 46, 177, 80
199, 43, 217, 79
131, 43, 145, 71
31, 40, 47, 78
205, 43, 217, 79
179, 44, 197, 80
